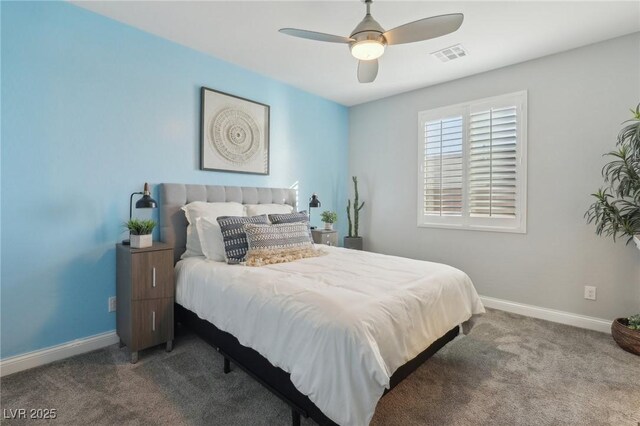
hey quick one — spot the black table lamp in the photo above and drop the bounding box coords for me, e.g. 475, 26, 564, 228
308, 193, 321, 230
123, 182, 158, 245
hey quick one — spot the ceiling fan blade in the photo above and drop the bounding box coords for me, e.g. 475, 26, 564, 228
383, 13, 464, 45
358, 59, 378, 83
279, 28, 354, 44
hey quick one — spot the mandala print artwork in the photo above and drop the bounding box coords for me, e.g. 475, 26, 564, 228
201, 87, 270, 175
210, 108, 261, 165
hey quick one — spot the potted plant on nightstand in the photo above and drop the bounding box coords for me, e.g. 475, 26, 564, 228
125, 219, 156, 249
585, 104, 640, 356
345, 176, 365, 250
320, 211, 338, 230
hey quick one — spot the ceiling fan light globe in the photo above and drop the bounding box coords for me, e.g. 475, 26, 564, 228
350, 40, 385, 61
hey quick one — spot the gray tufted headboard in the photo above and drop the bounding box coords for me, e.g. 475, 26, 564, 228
159, 183, 298, 263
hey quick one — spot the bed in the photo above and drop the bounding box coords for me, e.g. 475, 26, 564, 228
159, 183, 484, 426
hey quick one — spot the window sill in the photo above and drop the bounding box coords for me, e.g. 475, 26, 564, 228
417, 222, 526, 234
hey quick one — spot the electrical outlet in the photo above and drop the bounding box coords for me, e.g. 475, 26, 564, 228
108, 296, 117, 312
584, 286, 597, 301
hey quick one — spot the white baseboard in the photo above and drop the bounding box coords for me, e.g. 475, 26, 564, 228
480, 295, 612, 334
0, 331, 118, 377
0, 297, 613, 377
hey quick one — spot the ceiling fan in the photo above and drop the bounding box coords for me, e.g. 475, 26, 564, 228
279, 0, 463, 84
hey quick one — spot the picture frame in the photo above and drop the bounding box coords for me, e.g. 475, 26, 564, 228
200, 86, 270, 175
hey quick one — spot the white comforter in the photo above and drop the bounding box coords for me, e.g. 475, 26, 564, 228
176, 246, 484, 426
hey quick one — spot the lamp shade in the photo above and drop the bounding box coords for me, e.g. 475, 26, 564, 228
309, 194, 321, 208
135, 195, 157, 209
135, 182, 157, 209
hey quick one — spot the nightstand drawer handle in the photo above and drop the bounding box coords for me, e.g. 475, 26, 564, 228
152, 267, 156, 287
152, 311, 156, 331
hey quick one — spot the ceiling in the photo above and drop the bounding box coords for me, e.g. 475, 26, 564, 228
72, 1, 640, 106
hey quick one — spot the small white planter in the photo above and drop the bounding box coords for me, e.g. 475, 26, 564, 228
324, 222, 334, 231
131, 234, 152, 249
634, 235, 640, 252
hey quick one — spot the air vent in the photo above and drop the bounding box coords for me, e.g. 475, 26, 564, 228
431, 44, 467, 62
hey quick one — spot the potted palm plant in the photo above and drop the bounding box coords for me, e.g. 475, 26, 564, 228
320, 211, 338, 230
125, 219, 156, 249
585, 104, 640, 355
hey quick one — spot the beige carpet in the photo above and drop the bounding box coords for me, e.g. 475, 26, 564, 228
1, 309, 639, 425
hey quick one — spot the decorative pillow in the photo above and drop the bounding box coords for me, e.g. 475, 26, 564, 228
195, 217, 226, 262
269, 210, 312, 238
181, 202, 245, 259
268, 211, 309, 225
243, 222, 325, 267
244, 203, 294, 217
217, 215, 270, 264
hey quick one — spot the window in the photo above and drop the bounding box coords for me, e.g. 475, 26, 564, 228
417, 91, 527, 233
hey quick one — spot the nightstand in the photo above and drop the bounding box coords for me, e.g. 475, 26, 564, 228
116, 242, 174, 363
311, 229, 338, 246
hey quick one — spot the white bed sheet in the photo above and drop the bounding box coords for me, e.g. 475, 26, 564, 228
176, 246, 484, 426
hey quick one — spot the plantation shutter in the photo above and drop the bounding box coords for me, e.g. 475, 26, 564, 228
417, 91, 526, 233
423, 116, 464, 216
468, 106, 518, 218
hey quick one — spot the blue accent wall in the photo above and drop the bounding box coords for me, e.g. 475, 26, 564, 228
1, 2, 348, 358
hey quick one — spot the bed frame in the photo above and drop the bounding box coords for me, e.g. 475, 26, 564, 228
159, 183, 459, 426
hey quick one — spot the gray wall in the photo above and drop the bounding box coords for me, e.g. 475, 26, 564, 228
349, 33, 640, 320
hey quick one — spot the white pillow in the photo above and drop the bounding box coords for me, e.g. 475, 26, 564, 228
195, 217, 226, 262
181, 201, 244, 259
244, 203, 294, 217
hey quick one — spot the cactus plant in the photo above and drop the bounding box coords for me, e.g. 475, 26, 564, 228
346, 176, 365, 237
346, 199, 352, 237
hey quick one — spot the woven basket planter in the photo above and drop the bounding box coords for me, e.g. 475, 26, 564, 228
611, 318, 640, 356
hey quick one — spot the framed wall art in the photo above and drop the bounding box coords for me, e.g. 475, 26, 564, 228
200, 86, 270, 175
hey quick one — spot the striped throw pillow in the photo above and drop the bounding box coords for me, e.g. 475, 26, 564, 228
217, 215, 270, 264
268, 211, 309, 224
243, 222, 325, 266
268, 211, 311, 238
